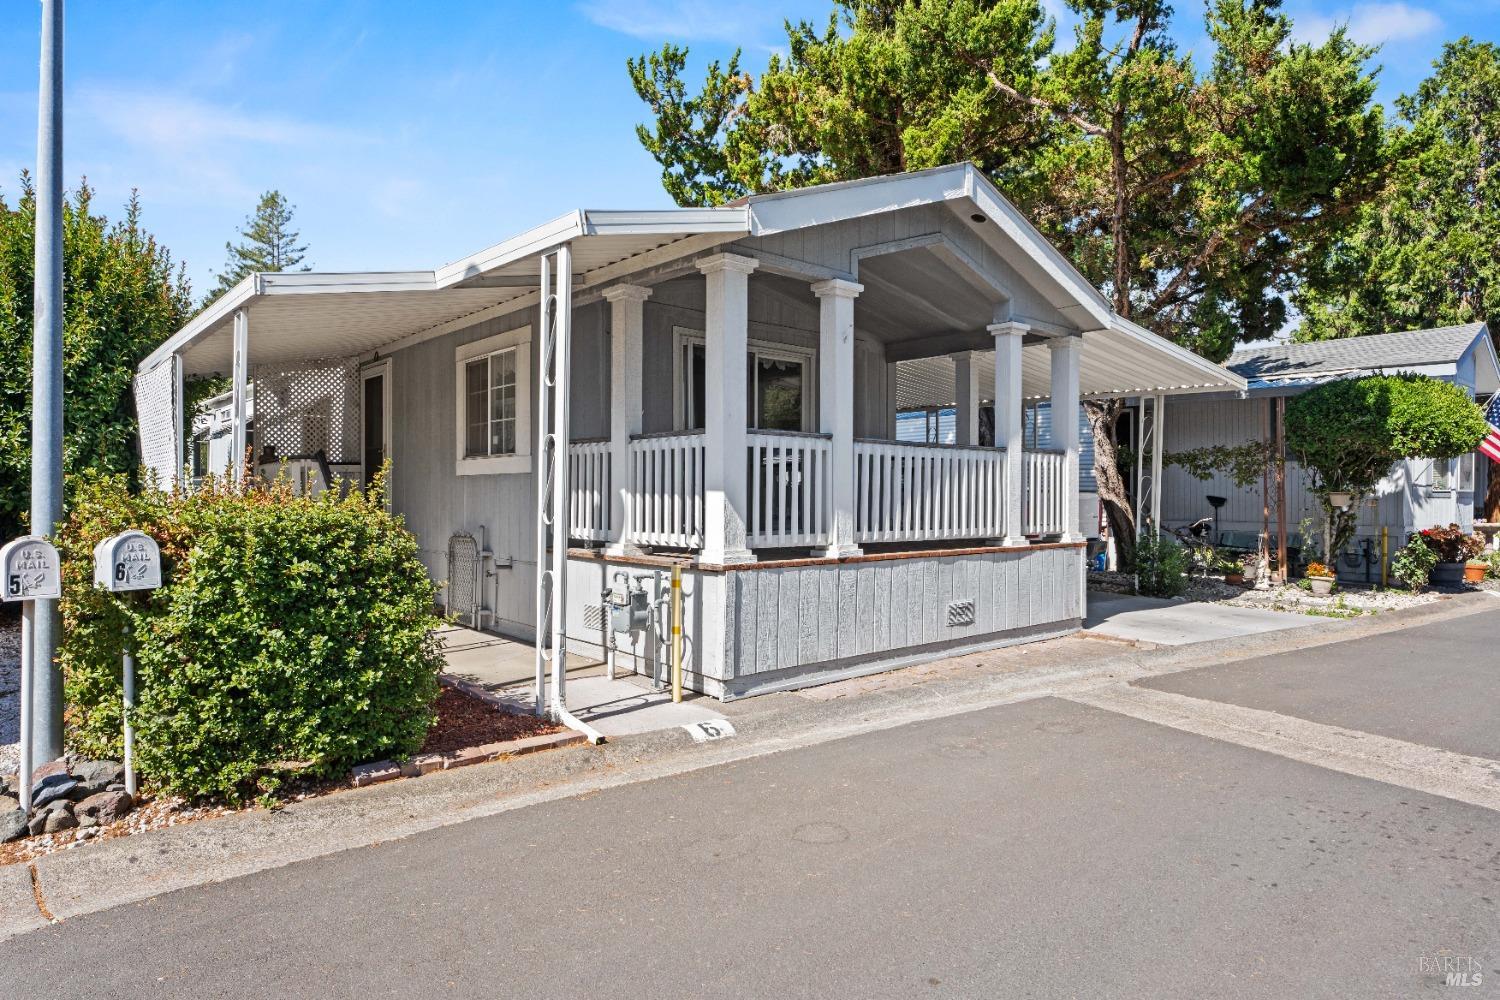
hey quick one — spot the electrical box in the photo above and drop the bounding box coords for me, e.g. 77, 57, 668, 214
606, 580, 650, 634
93, 530, 162, 593
0, 535, 62, 602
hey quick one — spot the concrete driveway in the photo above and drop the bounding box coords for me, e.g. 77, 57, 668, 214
1085, 591, 1313, 645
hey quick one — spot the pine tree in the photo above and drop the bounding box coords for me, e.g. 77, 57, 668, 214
205, 190, 308, 305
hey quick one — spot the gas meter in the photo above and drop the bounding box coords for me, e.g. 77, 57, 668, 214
605, 573, 650, 633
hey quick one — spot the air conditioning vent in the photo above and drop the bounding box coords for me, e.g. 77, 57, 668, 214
947, 600, 975, 627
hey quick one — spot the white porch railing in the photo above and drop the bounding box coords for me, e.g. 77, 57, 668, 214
1023, 450, 1067, 537
567, 435, 1067, 550
853, 440, 1006, 544
628, 431, 705, 548
748, 430, 832, 549
567, 439, 611, 542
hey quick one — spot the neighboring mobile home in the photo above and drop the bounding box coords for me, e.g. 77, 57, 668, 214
1156, 324, 1500, 580
134, 164, 1242, 702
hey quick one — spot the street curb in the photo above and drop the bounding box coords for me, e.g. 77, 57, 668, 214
1, 590, 1488, 942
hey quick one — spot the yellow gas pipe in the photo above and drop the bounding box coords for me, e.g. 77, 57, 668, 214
671, 564, 683, 703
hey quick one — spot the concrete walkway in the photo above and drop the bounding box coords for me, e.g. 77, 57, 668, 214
437, 624, 730, 738
1084, 591, 1312, 645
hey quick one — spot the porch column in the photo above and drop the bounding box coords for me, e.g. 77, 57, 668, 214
953, 350, 981, 446
990, 321, 1028, 546
813, 278, 864, 558
603, 284, 651, 555
697, 253, 758, 565
1048, 336, 1082, 542
231, 308, 249, 484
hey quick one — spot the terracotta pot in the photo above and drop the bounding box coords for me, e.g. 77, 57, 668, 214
1430, 561, 1465, 588
1225, 573, 1244, 586
1464, 562, 1488, 584
1309, 576, 1334, 596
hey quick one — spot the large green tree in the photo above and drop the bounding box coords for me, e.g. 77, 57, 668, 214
629, 0, 1387, 553
0, 177, 193, 539
1296, 38, 1500, 340
205, 189, 308, 306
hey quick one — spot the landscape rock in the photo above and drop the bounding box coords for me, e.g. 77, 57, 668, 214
69, 776, 115, 800
75, 790, 134, 828
41, 801, 77, 834
30, 773, 78, 810
72, 760, 124, 786
0, 794, 18, 813
0, 808, 27, 843
31, 759, 68, 785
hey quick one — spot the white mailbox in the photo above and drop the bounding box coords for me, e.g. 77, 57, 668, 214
1, 535, 62, 602
93, 530, 162, 592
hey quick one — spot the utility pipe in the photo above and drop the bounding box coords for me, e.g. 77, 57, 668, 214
671, 563, 683, 703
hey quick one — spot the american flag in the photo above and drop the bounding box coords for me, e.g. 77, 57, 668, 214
1482, 394, 1500, 463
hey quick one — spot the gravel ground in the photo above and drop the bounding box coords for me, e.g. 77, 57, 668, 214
1, 621, 17, 778
1088, 568, 1445, 616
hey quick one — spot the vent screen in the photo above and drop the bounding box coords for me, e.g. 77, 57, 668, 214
947, 600, 976, 627
583, 604, 606, 631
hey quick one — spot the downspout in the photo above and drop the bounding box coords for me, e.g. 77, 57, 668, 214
533, 244, 604, 744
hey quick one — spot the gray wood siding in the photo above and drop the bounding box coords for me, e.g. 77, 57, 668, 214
1157, 396, 1446, 549
738, 203, 1074, 329
722, 547, 1083, 686
388, 298, 606, 635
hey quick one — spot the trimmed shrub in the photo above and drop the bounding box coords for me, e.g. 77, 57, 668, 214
1390, 533, 1439, 592
1132, 532, 1189, 598
57, 471, 443, 799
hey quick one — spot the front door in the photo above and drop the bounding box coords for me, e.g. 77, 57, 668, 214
361, 363, 390, 493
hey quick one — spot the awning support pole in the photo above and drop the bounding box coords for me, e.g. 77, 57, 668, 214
231, 308, 249, 484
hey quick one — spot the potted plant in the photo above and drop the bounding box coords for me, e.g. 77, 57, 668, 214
1304, 561, 1336, 596
1219, 554, 1246, 586
1418, 524, 1479, 587
1463, 531, 1489, 584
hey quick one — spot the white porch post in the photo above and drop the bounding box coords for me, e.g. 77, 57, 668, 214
1048, 336, 1082, 542
813, 278, 864, 558
698, 253, 758, 565
990, 321, 1028, 546
603, 284, 651, 555
230, 308, 249, 484
953, 350, 980, 446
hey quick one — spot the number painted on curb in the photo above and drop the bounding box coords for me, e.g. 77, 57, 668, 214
684, 719, 736, 742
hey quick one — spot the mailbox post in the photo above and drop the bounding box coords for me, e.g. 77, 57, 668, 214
93, 530, 162, 798
0, 535, 62, 812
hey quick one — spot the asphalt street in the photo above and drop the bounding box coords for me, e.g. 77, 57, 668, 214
4, 606, 1499, 998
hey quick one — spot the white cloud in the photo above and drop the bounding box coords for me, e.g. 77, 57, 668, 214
75, 87, 365, 154
1293, 2, 1442, 46
576, 0, 787, 45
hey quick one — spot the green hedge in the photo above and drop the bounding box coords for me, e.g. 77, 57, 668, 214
58, 472, 443, 799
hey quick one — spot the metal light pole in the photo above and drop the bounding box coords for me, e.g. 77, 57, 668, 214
31, 0, 66, 763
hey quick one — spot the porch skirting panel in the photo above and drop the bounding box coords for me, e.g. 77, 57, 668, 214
564, 544, 1085, 700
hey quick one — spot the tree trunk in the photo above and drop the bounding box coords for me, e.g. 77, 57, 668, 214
1085, 398, 1136, 565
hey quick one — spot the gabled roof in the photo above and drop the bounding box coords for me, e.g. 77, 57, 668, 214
138, 163, 1242, 398
1227, 323, 1498, 394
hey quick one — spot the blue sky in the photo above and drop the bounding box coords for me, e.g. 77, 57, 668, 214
0, 1, 1492, 297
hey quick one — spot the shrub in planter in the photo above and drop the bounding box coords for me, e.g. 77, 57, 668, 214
58, 471, 443, 800
1132, 533, 1188, 598
1391, 534, 1439, 592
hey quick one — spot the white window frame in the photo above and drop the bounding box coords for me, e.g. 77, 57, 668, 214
671, 326, 817, 432
454, 327, 531, 476
1429, 456, 1454, 495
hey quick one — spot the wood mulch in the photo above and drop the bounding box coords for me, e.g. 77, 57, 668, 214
419, 685, 561, 755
